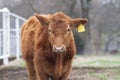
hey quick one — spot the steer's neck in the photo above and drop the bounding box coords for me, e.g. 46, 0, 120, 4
54, 53, 64, 77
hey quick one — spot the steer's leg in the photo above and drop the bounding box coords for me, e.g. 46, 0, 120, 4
25, 59, 37, 80
38, 72, 49, 80
34, 63, 49, 80
59, 71, 70, 80
59, 67, 71, 80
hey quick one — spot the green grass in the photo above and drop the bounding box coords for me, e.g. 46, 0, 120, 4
72, 55, 120, 80
85, 60, 120, 67
114, 75, 120, 80
7, 55, 120, 68
73, 55, 120, 68
85, 68, 120, 80
90, 73, 108, 80
18, 55, 120, 68
19, 60, 26, 67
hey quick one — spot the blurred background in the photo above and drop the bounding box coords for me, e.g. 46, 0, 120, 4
0, 0, 120, 80
0, 0, 120, 55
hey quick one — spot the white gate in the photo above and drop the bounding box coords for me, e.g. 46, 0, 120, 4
0, 8, 26, 65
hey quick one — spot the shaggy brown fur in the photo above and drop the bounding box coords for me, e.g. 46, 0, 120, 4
21, 12, 87, 80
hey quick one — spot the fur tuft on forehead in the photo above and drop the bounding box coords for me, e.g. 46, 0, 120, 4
50, 12, 70, 22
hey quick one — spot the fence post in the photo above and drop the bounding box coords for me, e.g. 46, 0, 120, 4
2, 8, 10, 65
16, 18, 20, 59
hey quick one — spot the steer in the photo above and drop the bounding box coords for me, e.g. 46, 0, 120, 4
21, 12, 87, 80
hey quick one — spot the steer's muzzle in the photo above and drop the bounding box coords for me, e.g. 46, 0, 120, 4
52, 45, 66, 53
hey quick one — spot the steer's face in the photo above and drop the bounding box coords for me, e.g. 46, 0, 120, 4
48, 21, 71, 53
35, 12, 87, 53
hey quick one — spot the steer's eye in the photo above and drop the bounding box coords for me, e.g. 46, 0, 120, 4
48, 29, 52, 32
67, 28, 70, 31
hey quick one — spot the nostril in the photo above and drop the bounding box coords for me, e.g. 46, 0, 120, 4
61, 47, 64, 50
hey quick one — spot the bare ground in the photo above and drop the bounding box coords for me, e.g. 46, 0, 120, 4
0, 66, 120, 80
0, 56, 120, 80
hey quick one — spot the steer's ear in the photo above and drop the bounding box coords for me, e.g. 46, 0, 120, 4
70, 18, 88, 28
35, 13, 49, 26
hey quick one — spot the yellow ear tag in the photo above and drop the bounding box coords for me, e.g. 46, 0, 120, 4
77, 24, 85, 32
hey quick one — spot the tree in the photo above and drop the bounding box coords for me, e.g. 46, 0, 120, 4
80, 0, 93, 53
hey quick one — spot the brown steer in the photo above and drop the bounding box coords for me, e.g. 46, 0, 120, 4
21, 12, 87, 80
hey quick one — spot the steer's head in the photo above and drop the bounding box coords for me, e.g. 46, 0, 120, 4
35, 12, 87, 53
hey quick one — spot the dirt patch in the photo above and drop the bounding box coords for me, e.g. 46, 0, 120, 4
0, 66, 120, 80
0, 67, 27, 80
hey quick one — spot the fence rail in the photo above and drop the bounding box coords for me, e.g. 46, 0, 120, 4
0, 7, 26, 65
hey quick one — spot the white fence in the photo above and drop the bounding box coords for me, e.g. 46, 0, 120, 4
0, 8, 26, 65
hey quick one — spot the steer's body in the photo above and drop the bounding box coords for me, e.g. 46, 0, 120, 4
21, 12, 87, 80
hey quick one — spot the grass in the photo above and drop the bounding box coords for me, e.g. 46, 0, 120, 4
19, 60, 26, 67
114, 75, 120, 80
72, 55, 120, 80
73, 54, 120, 68
85, 60, 120, 67
4, 54, 120, 68
87, 68, 120, 80
90, 73, 108, 80
6, 54, 120, 68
